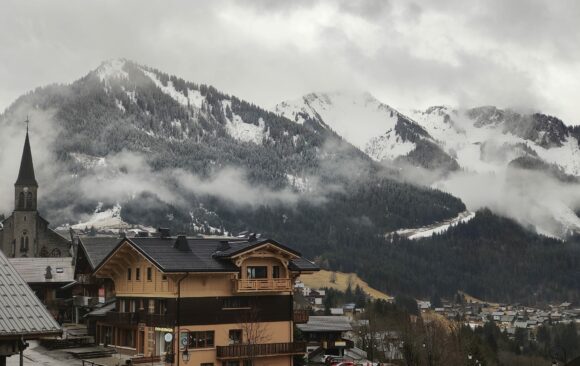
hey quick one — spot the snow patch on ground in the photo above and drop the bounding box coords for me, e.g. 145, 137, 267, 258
70, 203, 128, 231
222, 100, 268, 144
70, 152, 106, 169
286, 174, 310, 193
389, 211, 475, 240
97, 59, 128, 82
115, 99, 125, 112
364, 129, 416, 161
142, 69, 205, 109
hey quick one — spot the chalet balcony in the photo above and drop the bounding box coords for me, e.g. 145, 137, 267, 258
234, 278, 293, 293
293, 309, 309, 324
216, 342, 306, 359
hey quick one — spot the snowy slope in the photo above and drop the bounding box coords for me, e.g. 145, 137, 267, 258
406, 106, 580, 176
389, 211, 476, 240
276, 92, 423, 161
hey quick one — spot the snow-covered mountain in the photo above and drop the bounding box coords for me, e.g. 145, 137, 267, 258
276, 93, 580, 176
276, 92, 580, 238
274, 92, 459, 171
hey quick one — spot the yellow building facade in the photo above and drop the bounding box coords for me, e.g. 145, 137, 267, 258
93, 235, 317, 366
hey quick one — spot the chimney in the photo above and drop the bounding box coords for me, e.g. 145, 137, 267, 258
217, 240, 231, 252
158, 228, 171, 238
173, 235, 191, 252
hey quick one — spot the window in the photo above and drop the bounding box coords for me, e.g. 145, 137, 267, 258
26, 192, 33, 208
188, 331, 214, 349
246, 266, 267, 279
127, 268, 132, 281
156, 299, 167, 315
18, 192, 24, 208
222, 297, 250, 309
272, 265, 281, 279
162, 274, 167, 281
228, 329, 242, 345
147, 267, 152, 281
135, 268, 141, 281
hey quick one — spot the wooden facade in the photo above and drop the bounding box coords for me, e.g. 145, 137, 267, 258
92, 237, 317, 366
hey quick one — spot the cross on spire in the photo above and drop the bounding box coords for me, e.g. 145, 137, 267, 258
25, 115, 30, 133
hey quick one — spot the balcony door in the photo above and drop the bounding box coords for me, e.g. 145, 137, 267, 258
246, 266, 267, 279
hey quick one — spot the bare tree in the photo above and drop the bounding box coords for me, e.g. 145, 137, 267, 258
238, 307, 272, 366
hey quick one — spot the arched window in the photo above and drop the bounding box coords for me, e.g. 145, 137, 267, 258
25, 237, 29, 251
39, 246, 49, 257
20, 237, 25, 252
18, 192, 24, 208
26, 192, 33, 208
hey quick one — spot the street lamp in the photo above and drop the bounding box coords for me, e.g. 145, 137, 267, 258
182, 348, 190, 363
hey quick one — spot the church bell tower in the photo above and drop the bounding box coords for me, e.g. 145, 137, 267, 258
12, 128, 39, 256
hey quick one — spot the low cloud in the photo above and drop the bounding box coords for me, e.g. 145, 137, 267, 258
434, 167, 580, 238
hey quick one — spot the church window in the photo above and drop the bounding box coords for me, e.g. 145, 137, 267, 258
26, 192, 33, 208
20, 236, 29, 252
18, 192, 24, 208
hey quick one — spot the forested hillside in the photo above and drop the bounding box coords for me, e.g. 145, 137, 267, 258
321, 209, 580, 304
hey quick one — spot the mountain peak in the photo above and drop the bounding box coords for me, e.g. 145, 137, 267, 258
95, 58, 130, 82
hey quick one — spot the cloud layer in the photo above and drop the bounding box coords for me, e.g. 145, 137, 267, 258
1, 0, 579, 123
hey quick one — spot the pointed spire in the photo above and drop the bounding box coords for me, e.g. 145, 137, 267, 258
15, 128, 38, 187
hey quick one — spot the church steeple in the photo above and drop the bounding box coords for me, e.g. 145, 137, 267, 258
15, 129, 38, 187
14, 128, 38, 212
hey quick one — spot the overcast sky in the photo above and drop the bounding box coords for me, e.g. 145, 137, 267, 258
1, 0, 579, 124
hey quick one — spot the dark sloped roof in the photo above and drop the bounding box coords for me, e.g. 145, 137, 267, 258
213, 238, 301, 258
288, 257, 319, 271
96, 236, 318, 274
0, 250, 61, 338
15, 131, 38, 187
79, 236, 122, 269
126, 237, 239, 273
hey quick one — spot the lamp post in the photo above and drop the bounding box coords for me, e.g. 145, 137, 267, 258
181, 348, 190, 363
422, 343, 433, 366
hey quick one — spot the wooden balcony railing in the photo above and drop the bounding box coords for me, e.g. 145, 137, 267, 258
234, 278, 293, 293
216, 342, 306, 359
293, 309, 309, 324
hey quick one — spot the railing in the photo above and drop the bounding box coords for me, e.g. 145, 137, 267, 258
293, 309, 310, 324
216, 342, 307, 359
234, 278, 293, 293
